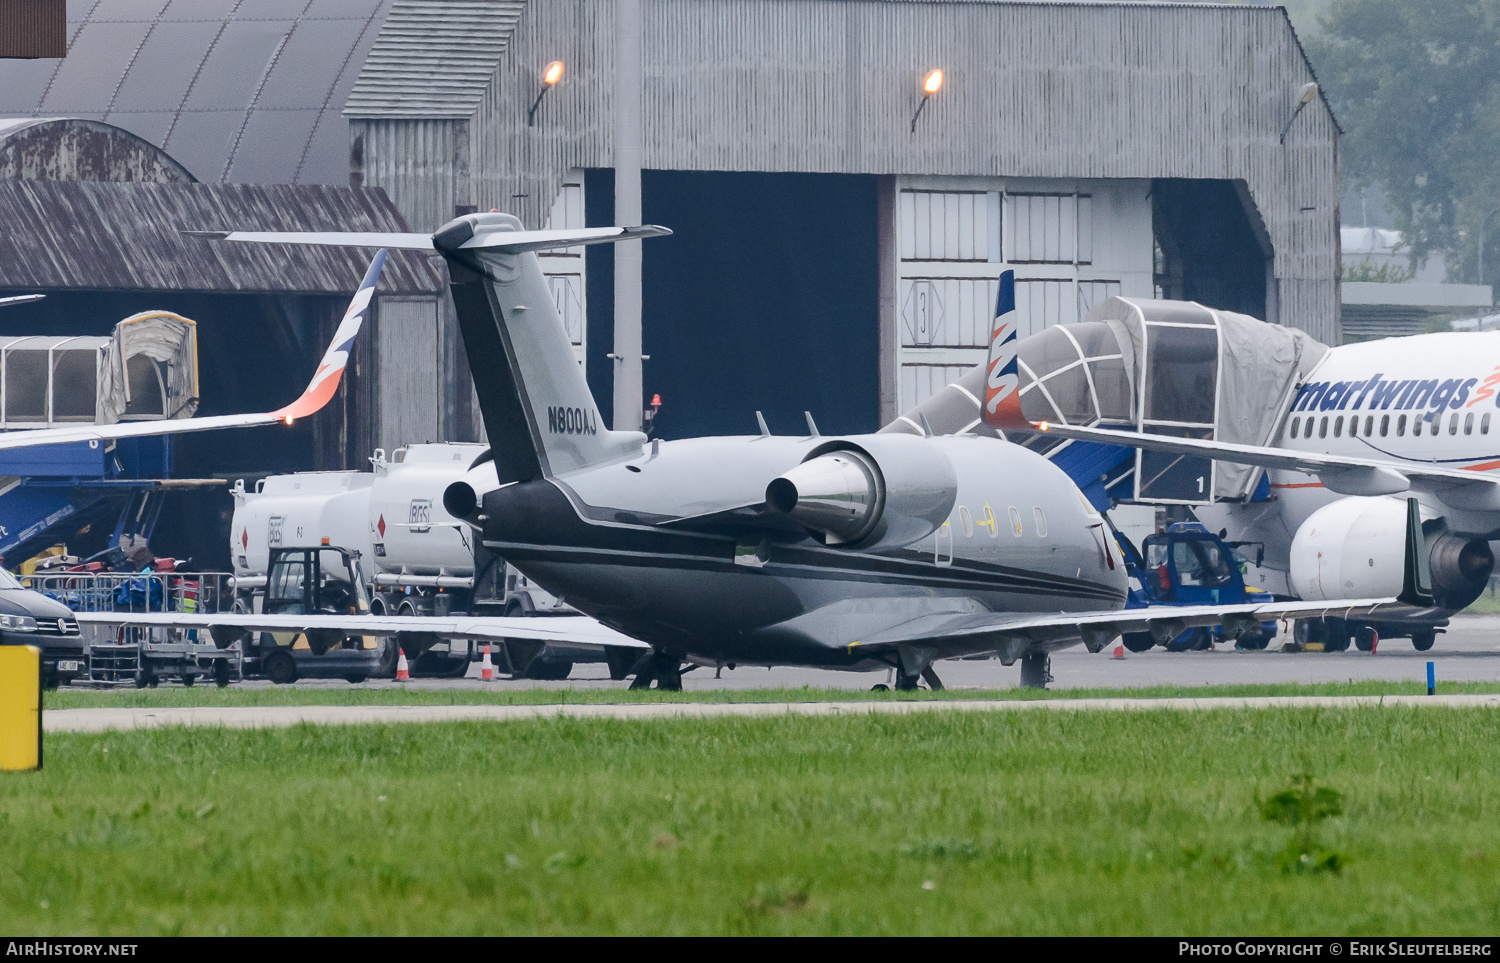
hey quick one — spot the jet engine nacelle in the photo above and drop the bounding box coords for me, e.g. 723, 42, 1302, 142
765, 435, 957, 550
1288, 496, 1493, 609
441, 458, 502, 525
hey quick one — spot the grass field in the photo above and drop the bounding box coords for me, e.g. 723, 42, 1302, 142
42, 678, 1500, 710
6, 706, 1500, 935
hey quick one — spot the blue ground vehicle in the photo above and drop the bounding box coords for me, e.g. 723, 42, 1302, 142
1112, 521, 1277, 652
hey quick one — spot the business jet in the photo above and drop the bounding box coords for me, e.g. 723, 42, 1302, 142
92, 215, 1402, 690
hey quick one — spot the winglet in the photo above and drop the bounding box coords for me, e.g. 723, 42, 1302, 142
1399, 495, 1434, 606
271, 249, 386, 423
981, 270, 1027, 430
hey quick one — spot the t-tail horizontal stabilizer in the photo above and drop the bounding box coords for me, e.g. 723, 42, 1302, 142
0, 250, 386, 451
199, 214, 674, 485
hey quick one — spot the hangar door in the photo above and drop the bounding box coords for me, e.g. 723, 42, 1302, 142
377, 297, 441, 451
587, 171, 880, 439
893, 176, 1154, 417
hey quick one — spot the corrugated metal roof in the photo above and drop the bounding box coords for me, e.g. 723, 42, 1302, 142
0, 0, 393, 185
343, 0, 527, 119
0, 117, 197, 182
0, 180, 441, 294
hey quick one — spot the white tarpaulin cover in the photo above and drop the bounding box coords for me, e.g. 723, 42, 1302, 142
96, 312, 199, 424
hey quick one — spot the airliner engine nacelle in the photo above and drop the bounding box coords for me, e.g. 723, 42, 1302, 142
765, 436, 957, 549
1289, 496, 1493, 610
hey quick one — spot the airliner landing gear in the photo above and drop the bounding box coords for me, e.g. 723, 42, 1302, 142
1020, 650, 1052, 690
628, 652, 684, 691
1412, 628, 1436, 651
920, 666, 945, 691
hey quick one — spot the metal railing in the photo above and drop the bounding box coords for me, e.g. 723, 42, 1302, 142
24, 571, 235, 615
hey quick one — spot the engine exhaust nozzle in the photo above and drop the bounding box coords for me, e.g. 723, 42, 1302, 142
442, 460, 500, 525
766, 450, 882, 545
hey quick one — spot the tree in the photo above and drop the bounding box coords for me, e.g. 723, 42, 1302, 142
1307, 0, 1500, 288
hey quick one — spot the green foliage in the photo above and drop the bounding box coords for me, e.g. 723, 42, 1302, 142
5, 708, 1500, 934
1342, 261, 1415, 283
1307, 0, 1500, 282
1259, 775, 1349, 875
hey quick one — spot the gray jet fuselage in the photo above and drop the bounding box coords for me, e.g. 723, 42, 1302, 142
482, 432, 1127, 670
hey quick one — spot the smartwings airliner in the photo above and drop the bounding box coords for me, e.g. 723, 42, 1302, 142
1036, 329, 1500, 652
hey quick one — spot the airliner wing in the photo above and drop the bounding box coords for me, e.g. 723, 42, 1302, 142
1027, 421, 1500, 509
0, 250, 386, 452
71, 611, 649, 649
847, 597, 1398, 662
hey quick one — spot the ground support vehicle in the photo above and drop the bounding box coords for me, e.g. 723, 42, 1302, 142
232, 544, 384, 684
30, 571, 239, 686
1112, 521, 1278, 652
0, 564, 82, 686
230, 444, 590, 679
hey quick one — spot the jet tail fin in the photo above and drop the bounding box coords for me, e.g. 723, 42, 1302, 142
981, 270, 1025, 430
198, 217, 671, 484
272, 248, 385, 422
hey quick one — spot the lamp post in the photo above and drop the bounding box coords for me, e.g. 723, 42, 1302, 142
1279, 81, 1319, 145
910, 69, 943, 133
527, 60, 565, 126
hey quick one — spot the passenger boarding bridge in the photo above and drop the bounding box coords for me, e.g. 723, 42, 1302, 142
887, 297, 1328, 508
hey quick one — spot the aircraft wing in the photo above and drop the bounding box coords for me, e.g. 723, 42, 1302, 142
71, 611, 649, 649
1028, 421, 1500, 509
846, 597, 1397, 662
0, 250, 386, 452
187, 224, 671, 255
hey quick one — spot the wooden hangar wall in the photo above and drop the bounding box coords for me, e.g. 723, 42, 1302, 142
346, 0, 1340, 428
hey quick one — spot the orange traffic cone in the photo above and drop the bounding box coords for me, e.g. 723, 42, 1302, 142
481, 643, 495, 682
1112, 644, 1125, 660
396, 648, 410, 682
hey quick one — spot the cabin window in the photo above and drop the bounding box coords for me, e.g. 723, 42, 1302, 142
984, 505, 999, 538
1450, 413, 1459, 435
1333, 416, 1343, 437
1365, 416, 1374, 437
1319, 417, 1328, 439
1289, 417, 1299, 439
1007, 506, 1024, 537
1485, 413, 1493, 435
1397, 414, 1406, 436
1431, 415, 1441, 436
1380, 414, 1390, 437
1465, 412, 1474, 435
1033, 507, 1048, 538
958, 505, 973, 538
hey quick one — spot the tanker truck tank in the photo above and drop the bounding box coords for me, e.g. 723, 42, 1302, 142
368, 443, 489, 585
229, 472, 374, 585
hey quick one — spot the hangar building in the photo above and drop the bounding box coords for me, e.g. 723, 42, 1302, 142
344, 0, 1341, 439
0, 0, 1341, 450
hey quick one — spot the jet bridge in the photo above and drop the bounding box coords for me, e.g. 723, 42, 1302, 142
0, 312, 208, 562
889, 297, 1327, 507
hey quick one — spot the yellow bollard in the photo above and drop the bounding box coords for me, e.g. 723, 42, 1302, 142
0, 645, 42, 771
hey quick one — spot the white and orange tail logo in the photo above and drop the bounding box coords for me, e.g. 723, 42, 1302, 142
983, 270, 1024, 429
272, 249, 387, 423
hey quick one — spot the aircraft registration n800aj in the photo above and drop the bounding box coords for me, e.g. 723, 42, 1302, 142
194, 216, 1397, 689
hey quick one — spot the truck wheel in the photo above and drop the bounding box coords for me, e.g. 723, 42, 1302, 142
1323, 618, 1350, 652
264, 651, 298, 685
1165, 628, 1209, 652
181, 673, 195, 687
525, 659, 573, 681
344, 674, 367, 684
1412, 629, 1436, 651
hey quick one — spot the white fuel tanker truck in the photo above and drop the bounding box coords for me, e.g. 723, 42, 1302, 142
229, 443, 582, 678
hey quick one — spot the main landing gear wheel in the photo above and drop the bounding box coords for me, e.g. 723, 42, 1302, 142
1412, 629, 1436, 651
264, 651, 298, 685
525, 659, 574, 681
1020, 650, 1052, 690
1122, 633, 1156, 653
1355, 626, 1378, 652
628, 652, 683, 691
